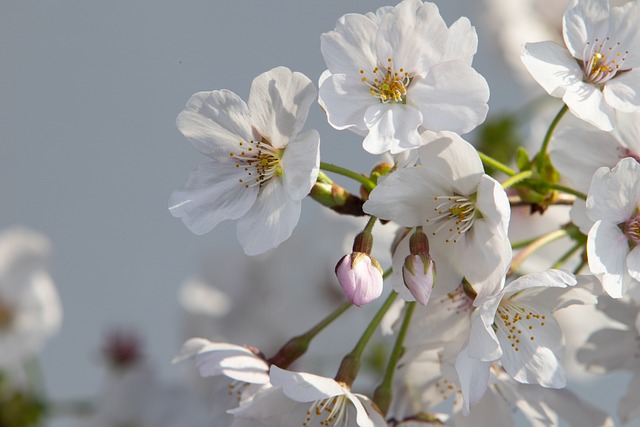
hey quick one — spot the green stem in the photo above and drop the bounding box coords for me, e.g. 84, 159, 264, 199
334, 291, 398, 386
268, 301, 352, 368
478, 151, 516, 176
546, 183, 587, 200
502, 170, 534, 189
364, 216, 378, 234
573, 257, 587, 274
537, 104, 568, 163
373, 301, 416, 415
551, 241, 584, 270
511, 234, 549, 250
320, 162, 376, 192
509, 229, 569, 276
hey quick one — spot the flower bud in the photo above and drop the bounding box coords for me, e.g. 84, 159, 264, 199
335, 252, 383, 307
402, 229, 436, 306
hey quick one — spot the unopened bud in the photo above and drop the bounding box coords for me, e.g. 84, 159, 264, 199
335, 252, 383, 307
402, 229, 436, 305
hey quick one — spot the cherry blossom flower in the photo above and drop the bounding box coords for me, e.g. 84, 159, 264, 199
522, 0, 640, 130
230, 366, 386, 427
363, 131, 511, 303
586, 157, 640, 297
455, 270, 579, 413
173, 338, 270, 407
0, 228, 62, 371
169, 67, 320, 256
319, 0, 489, 154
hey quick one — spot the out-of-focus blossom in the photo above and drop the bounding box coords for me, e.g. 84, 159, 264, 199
522, 0, 640, 130
586, 157, 640, 298
0, 227, 62, 371
169, 66, 320, 255
319, 0, 489, 154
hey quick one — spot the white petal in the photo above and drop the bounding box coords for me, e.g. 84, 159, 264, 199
172, 337, 213, 363
351, 394, 387, 427
587, 220, 629, 297
604, 69, 640, 112
563, 83, 615, 131
410, 61, 489, 134
442, 17, 477, 65
570, 199, 593, 235
363, 104, 423, 154
468, 299, 502, 361
607, 0, 640, 67
586, 158, 640, 223
248, 67, 316, 149
236, 179, 301, 256
498, 308, 566, 387
363, 166, 442, 226
269, 366, 344, 403
550, 122, 623, 193
521, 41, 583, 97
462, 221, 511, 303
376, 0, 447, 73
280, 129, 320, 201
505, 270, 576, 295
562, 0, 609, 59
417, 131, 484, 196
454, 344, 491, 415
169, 162, 257, 235
475, 174, 511, 235
321, 13, 379, 75
319, 73, 374, 131
626, 245, 640, 282
176, 90, 254, 158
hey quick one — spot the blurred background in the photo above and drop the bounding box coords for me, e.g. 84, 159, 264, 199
1, 0, 634, 425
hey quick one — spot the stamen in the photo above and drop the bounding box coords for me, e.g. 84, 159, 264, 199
626, 214, 640, 245
495, 300, 546, 353
229, 137, 281, 189
360, 58, 411, 104
583, 37, 629, 85
303, 395, 350, 427
426, 195, 477, 243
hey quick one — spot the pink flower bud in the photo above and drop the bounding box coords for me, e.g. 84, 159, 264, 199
402, 254, 436, 306
335, 252, 383, 306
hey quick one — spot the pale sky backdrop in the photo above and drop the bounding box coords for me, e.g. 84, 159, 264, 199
1, 0, 633, 426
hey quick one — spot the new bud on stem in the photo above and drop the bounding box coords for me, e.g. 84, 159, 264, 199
335, 230, 383, 306
402, 228, 436, 306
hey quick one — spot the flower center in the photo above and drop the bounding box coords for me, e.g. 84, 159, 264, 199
494, 300, 547, 353
0, 298, 14, 331
617, 147, 640, 164
360, 58, 411, 104
303, 394, 349, 427
626, 214, 640, 246
229, 137, 282, 189
426, 195, 477, 243
582, 37, 629, 85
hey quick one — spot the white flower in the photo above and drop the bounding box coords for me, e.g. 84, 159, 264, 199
173, 338, 270, 406
522, 0, 640, 130
586, 157, 640, 297
230, 366, 386, 427
319, 0, 489, 154
0, 227, 62, 370
550, 110, 640, 233
169, 66, 320, 256
363, 131, 511, 303
455, 270, 578, 413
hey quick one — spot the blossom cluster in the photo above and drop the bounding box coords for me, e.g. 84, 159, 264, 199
4, 0, 640, 426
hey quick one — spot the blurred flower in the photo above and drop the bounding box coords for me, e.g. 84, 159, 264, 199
169, 66, 320, 255
319, 0, 489, 154
522, 0, 640, 130
0, 227, 61, 371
